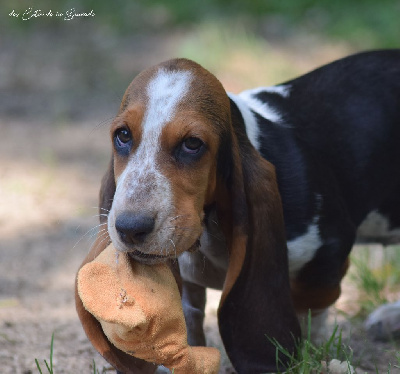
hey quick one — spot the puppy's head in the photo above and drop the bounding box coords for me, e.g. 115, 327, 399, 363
107, 59, 230, 263
100, 58, 301, 371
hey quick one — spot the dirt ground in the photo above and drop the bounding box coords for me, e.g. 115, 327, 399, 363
1, 25, 399, 374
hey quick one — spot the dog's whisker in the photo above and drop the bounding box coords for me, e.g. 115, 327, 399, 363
90, 228, 108, 239
98, 235, 111, 248
205, 231, 224, 241
85, 232, 110, 257
162, 226, 192, 231
73, 223, 108, 249
91, 235, 111, 257
169, 214, 189, 222
96, 229, 109, 239
169, 239, 178, 259
86, 222, 108, 234
90, 214, 109, 221
87, 230, 109, 248
90, 116, 115, 135
92, 206, 111, 213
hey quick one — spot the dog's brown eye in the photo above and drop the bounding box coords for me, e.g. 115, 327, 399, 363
114, 127, 132, 156
182, 137, 204, 154
115, 128, 132, 144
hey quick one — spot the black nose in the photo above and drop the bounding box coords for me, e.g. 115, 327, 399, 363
115, 211, 155, 245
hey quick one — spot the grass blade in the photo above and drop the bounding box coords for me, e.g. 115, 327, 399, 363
35, 359, 44, 374
44, 359, 51, 373
49, 332, 54, 372
34, 332, 55, 374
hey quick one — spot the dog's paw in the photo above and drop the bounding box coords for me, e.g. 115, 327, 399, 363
365, 301, 400, 341
321, 359, 355, 374
297, 309, 330, 345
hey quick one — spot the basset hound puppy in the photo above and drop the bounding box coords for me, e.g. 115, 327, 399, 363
76, 50, 400, 373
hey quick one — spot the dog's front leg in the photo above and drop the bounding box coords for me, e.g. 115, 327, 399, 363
179, 218, 228, 347
178, 238, 227, 347
182, 280, 207, 346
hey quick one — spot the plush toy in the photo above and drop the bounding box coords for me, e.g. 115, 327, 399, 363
77, 243, 220, 374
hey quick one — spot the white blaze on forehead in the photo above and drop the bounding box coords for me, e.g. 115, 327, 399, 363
143, 68, 192, 135
115, 68, 192, 186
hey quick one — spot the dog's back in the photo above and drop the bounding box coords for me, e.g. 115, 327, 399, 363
284, 50, 400, 226
249, 51, 400, 223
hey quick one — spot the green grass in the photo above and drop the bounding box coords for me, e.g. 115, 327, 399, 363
269, 312, 354, 373
34, 333, 107, 373
349, 245, 400, 317
269, 307, 400, 373
35, 333, 54, 374
92, 359, 107, 374
350, 251, 388, 315
396, 352, 400, 368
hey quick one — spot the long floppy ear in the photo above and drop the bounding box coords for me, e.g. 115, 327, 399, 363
75, 156, 157, 374
217, 100, 301, 372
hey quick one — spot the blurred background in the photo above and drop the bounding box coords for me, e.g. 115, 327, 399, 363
0, 1, 399, 373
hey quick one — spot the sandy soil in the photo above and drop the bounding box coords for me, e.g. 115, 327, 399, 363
1, 26, 399, 374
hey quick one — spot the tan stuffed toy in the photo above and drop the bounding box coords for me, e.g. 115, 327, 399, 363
77, 243, 220, 374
